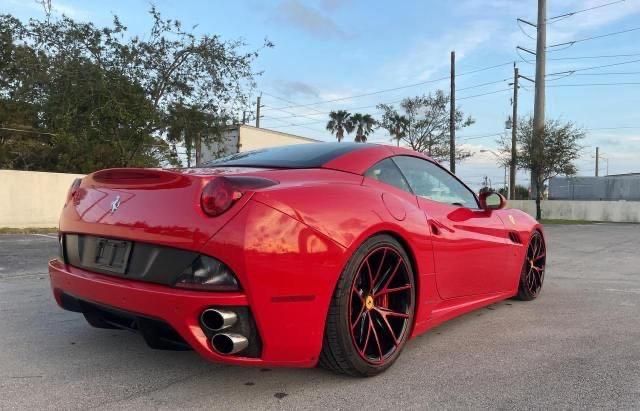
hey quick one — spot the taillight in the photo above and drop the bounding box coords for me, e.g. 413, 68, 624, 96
200, 176, 277, 217
65, 178, 82, 205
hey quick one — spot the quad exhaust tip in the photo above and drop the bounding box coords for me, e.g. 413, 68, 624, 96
201, 309, 237, 331
211, 333, 248, 355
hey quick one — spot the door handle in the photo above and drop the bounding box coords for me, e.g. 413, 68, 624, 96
430, 222, 441, 236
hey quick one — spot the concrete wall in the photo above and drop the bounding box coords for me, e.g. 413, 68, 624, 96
0, 170, 85, 228
509, 200, 640, 223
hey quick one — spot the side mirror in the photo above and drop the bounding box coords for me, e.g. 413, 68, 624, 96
479, 191, 507, 211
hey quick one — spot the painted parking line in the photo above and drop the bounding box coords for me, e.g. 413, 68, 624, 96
31, 234, 58, 240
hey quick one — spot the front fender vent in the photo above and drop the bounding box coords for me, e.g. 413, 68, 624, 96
508, 231, 522, 244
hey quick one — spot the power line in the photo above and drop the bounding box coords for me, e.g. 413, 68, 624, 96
548, 26, 640, 48
517, 19, 537, 40
518, 50, 640, 64
458, 78, 510, 91
523, 57, 640, 77
259, 113, 326, 133
587, 125, 640, 130
549, 52, 640, 60
546, 72, 576, 82
260, 91, 325, 115
547, 0, 626, 23
263, 78, 511, 121
460, 132, 506, 141
453, 124, 640, 144
262, 86, 513, 123
267, 119, 326, 129
568, 71, 640, 76
518, 51, 640, 64
548, 81, 640, 87
264, 61, 514, 111
262, 104, 325, 123
457, 88, 512, 101
546, 43, 578, 53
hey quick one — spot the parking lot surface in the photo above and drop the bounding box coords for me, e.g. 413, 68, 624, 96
1, 224, 639, 409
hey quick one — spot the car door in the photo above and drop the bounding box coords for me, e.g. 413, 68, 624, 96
392, 155, 511, 299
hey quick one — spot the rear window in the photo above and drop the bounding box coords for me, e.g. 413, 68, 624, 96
202, 143, 362, 168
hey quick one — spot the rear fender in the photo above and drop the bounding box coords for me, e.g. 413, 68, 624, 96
202, 199, 346, 363
252, 181, 438, 335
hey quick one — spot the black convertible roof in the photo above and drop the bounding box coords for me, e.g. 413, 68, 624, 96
203, 143, 367, 168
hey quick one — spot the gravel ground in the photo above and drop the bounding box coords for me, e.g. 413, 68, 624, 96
0, 224, 639, 410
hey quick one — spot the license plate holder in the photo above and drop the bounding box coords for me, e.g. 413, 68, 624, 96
93, 238, 132, 274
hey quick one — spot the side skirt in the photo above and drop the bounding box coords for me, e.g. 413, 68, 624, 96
411, 291, 516, 337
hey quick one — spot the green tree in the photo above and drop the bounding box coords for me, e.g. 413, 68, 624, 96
498, 184, 530, 200
166, 102, 229, 167
377, 90, 474, 164
378, 113, 409, 146
498, 117, 585, 219
351, 113, 375, 143
326, 110, 354, 142
0, 10, 271, 173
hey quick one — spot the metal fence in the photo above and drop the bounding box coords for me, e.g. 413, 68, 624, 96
549, 174, 640, 201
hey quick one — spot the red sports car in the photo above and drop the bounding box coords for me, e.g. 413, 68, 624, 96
49, 143, 546, 377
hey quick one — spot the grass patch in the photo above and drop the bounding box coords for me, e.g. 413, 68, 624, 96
0, 227, 58, 234
540, 219, 595, 225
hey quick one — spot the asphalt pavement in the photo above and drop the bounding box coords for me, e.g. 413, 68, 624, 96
0, 224, 639, 409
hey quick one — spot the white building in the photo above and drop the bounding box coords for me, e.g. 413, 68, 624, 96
200, 125, 320, 163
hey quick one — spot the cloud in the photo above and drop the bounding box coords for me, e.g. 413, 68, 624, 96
319, 0, 351, 12
5, 0, 91, 20
593, 133, 640, 147
457, 0, 533, 14
52, 2, 91, 20
274, 0, 348, 40
273, 80, 320, 98
384, 20, 498, 83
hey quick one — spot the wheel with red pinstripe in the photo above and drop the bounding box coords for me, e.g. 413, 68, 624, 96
516, 231, 546, 301
320, 234, 415, 377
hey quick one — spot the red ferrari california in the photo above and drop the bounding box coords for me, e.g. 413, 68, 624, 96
49, 143, 546, 377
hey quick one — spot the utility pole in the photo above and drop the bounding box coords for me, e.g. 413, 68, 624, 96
449, 51, 456, 173
531, 0, 546, 218
255, 95, 263, 128
510, 65, 519, 200
195, 132, 202, 167
595, 147, 600, 177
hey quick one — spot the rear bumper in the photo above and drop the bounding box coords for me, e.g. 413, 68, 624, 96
48, 258, 314, 367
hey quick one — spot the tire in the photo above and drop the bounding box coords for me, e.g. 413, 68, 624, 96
320, 234, 416, 377
515, 231, 546, 301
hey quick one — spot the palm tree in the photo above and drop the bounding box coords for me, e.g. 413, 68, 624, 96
326, 110, 354, 142
388, 113, 410, 146
351, 113, 376, 143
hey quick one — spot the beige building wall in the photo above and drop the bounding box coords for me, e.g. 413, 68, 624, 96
199, 125, 319, 163
238, 125, 318, 152
0, 170, 85, 228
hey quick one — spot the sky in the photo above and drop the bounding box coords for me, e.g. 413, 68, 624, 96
4, 0, 640, 190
